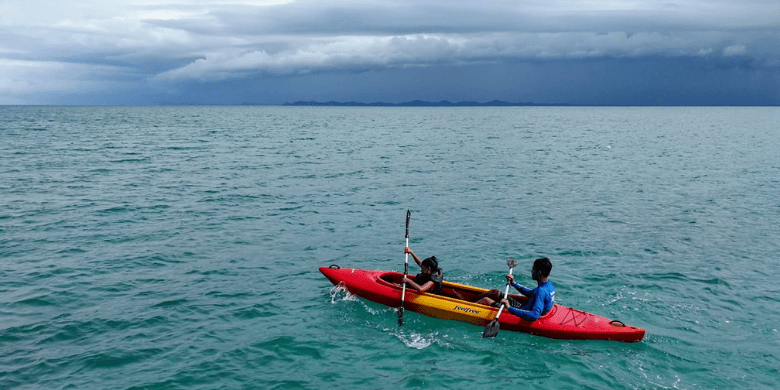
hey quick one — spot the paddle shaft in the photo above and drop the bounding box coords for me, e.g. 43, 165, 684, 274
398, 210, 411, 326
400, 211, 410, 305
494, 266, 515, 320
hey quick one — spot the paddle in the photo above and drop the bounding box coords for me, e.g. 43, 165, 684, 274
398, 210, 411, 326
482, 259, 519, 338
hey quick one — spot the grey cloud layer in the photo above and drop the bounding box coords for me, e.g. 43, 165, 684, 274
154, 31, 773, 81
2, 0, 779, 98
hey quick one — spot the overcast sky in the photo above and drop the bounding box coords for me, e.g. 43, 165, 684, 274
1, 0, 779, 105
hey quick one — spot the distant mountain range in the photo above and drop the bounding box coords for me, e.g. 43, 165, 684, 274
281, 100, 567, 107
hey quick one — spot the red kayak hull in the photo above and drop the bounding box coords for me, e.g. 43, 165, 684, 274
320, 266, 645, 342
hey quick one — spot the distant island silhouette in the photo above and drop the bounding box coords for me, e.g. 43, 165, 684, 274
282, 100, 566, 107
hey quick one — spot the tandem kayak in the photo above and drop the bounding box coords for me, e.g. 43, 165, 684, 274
320, 265, 645, 342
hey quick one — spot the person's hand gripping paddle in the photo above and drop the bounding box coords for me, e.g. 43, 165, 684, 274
398, 210, 411, 326
483, 259, 519, 338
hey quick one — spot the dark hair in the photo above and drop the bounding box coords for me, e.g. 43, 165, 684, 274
533, 257, 552, 279
421, 256, 439, 272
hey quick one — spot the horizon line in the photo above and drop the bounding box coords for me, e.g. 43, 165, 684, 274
3, 100, 779, 107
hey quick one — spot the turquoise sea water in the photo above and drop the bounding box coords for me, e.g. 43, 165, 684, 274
1, 106, 779, 389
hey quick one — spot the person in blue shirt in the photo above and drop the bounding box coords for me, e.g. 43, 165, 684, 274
476, 257, 555, 321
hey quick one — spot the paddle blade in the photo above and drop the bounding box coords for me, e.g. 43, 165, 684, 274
482, 319, 500, 338
397, 307, 404, 326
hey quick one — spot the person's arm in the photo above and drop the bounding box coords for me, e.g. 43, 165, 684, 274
417, 281, 435, 293
503, 291, 544, 321
402, 276, 433, 293
405, 248, 423, 267
506, 274, 533, 296
511, 281, 533, 297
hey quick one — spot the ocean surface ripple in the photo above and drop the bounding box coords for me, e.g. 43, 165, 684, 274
1, 106, 779, 389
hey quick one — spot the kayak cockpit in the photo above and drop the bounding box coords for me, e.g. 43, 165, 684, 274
376, 271, 529, 305
378, 272, 403, 285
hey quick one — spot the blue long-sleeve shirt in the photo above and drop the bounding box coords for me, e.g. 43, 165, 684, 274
506, 280, 555, 321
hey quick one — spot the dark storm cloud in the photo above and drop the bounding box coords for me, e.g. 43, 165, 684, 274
1, 0, 779, 104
